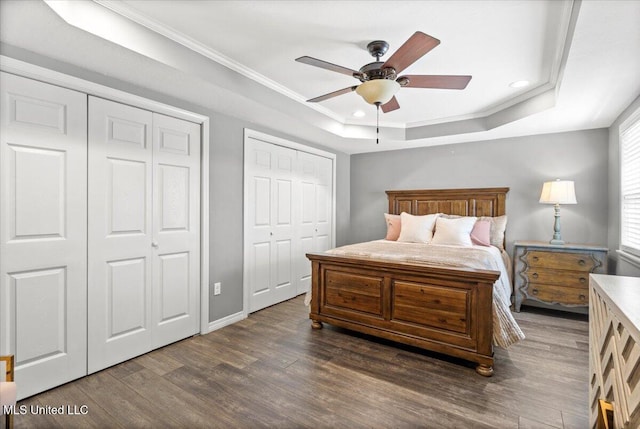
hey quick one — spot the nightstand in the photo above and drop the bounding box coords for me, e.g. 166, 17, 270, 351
513, 241, 608, 312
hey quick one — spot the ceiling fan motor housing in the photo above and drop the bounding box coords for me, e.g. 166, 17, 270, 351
356, 62, 397, 82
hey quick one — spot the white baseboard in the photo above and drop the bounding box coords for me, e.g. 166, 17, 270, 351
202, 311, 246, 335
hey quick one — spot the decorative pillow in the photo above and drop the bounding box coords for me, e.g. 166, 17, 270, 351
470, 219, 492, 246
383, 213, 401, 241
431, 216, 477, 246
479, 215, 508, 249
397, 212, 439, 243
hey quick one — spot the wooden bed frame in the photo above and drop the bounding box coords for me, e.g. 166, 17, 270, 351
306, 187, 509, 376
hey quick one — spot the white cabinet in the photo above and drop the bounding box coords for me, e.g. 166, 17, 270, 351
0, 72, 202, 398
589, 274, 640, 429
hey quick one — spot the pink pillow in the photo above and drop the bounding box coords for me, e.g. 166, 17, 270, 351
470, 220, 491, 246
384, 213, 401, 241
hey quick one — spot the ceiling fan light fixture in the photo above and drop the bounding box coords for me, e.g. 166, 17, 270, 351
355, 79, 400, 105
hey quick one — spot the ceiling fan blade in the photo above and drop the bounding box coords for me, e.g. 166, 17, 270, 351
401, 75, 472, 89
382, 32, 440, 74
381, 96, 400, 113
296, 56, 357, 77
307, 86, 358, 102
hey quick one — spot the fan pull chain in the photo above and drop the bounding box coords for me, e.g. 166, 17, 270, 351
376, 103, 380, 144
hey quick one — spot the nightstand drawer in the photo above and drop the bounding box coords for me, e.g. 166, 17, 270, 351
524, 250, 597, 271
528, 283, 589, 306
522, 268, 589, 288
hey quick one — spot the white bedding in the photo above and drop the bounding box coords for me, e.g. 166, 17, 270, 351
321, 240, 525, 348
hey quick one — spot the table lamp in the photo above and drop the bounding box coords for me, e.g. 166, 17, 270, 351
539, 179, 577, 245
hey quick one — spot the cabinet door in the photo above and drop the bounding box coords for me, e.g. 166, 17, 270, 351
245, 138, 296, 312
0, 72, 87, 399
151, 113, 200, 348
87, 97, 154, 373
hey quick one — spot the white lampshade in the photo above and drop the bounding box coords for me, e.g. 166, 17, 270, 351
539, 179, 577, 205
355, 79, 401, 105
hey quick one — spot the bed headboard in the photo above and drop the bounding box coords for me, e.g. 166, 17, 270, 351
386, 187, 509, 217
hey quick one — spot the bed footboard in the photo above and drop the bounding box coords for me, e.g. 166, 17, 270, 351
307, 252, 499, 376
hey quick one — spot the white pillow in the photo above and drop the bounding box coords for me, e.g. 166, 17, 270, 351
397, 212, 439, 243
431, 216, 477, 246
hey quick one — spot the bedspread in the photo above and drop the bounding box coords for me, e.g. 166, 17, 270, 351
322, 240, 525, 348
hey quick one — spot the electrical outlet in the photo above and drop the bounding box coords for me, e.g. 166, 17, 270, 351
214, 282, 221, 295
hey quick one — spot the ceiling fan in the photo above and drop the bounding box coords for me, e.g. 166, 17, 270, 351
295, 31, 472, 114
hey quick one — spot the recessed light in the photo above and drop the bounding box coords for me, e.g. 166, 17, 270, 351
352, 110, 366, 118
509, 80, 530, 88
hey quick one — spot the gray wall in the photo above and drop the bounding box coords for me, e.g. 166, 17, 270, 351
608, 95, 640, 277
0, 48, 351, 323
350, 129, 610, 259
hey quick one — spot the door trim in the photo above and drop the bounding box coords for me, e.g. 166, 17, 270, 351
1, 55, 211, 335
242, 128, 336, 318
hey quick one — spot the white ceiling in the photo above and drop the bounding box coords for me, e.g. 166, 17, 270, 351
1, 0, 639, 154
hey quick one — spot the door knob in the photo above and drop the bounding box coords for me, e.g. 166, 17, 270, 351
152, 242, 159, 248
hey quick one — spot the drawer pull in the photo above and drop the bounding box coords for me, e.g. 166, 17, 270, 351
532, 289, 538, 295
579, 294, 586, 301
578, 259, 586, 266
532, 273, 538, 279
580, 277, 586, 284
532, 256, 539, 262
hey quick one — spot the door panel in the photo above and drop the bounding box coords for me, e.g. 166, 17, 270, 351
158, 252, 190, 323
295, 151, 334, 295
0, 72, 87, 399
13, 268, 66, 364
152, 113, 200, 348
107, 257, 147, 339
88, 97, 153, 373
108, 158, 147, 234
245, 138, 296, 312
9, 145, 66, 239
158, 164, 189, 231
251, 241, 271, 296
315, 156, 333, 254
89, 101, 201, 370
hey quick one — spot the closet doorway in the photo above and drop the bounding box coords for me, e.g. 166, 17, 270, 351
0, 62, 210, 399
243, 130, 335, 314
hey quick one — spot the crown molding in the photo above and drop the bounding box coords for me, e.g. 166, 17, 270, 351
55, 0, 580, 143
94, 0, 345, 124
95, 0, 577, 134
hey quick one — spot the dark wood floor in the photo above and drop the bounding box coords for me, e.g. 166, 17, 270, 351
13, 296, 589, 429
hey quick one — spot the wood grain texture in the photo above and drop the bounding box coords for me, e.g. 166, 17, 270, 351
386, 187, 508, 217
13, 295, 589, 429
309, 188, 508, 376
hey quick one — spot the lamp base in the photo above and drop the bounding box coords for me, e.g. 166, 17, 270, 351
549, 204, 565, 246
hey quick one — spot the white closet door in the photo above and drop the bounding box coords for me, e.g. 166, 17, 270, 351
295, 151, 333, 295
151, 113, 200, 348
87, 97, 154, 373
245, 138, 296, 312
314, 155, 333, 253
0, 72, 87, 399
